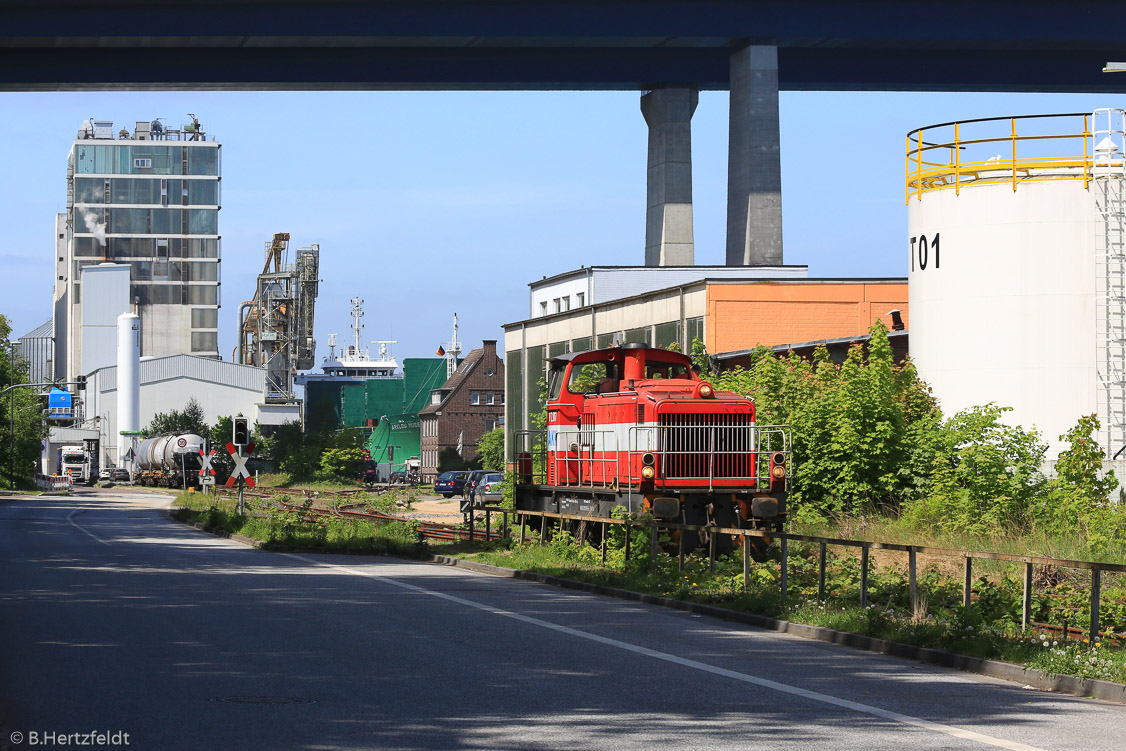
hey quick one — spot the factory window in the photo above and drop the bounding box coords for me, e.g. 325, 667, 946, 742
73, 178, 104, 203
186, 180, 219, 205
431, 393, 441, 405
471, 392, 480, 405
185, 285, 217, 305
184, 238, 218, 258
110, 178, 161, 205
540, 301, 547, 316
187, 209, 218, 235
553, 298, 561, 313
562, 296, 570, 311
189, 262, 218, 281
576, 292, 584, 307
686, 317, 704, 349
187, 147, 219, 176
486, 393, 495, 405
133, 158, 152, 169
74, 238, 102, 257
191, 309, 218, 329
191, 332, 217, 352
625, 326, 651, 346
484, 418, 497, 432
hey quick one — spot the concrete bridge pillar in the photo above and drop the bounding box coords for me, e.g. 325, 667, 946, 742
642, 87, 699, 266
727, 45, 783, 266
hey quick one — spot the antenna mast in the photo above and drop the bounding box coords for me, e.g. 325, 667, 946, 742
350, 297, 365, 358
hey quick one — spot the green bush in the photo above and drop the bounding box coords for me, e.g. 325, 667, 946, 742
903, 404, 1047, 535
320, 447, 364, 480
712, 321, 939, 518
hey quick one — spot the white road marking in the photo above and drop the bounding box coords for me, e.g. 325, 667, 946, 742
282, 552, 1047, 751
66, 507, 110, 545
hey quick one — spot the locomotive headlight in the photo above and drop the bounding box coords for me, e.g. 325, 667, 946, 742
641, 465, 656, 480
771, 465, 787, 479
698, 383, 714, 398
771, 452, 786, 466
642, 452, 655, 466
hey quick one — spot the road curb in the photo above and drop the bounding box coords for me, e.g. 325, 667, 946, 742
430, 554, 1126, 705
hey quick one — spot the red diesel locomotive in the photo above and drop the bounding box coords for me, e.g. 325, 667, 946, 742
514, 343, 791, 552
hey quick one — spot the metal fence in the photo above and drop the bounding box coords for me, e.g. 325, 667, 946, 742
467, 507, 1125, 641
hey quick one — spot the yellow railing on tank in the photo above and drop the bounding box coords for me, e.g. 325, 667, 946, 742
905, 112, 1093, 203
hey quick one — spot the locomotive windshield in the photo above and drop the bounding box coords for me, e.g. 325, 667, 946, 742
645, 360, 691, 380
567, 361, 619, 394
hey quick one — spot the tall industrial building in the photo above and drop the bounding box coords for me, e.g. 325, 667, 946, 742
54, 118, 221, 381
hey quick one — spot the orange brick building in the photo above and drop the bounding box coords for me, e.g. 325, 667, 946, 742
705, 280, 909, 354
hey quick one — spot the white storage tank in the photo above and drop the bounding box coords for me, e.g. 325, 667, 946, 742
907, 109, 1126, 464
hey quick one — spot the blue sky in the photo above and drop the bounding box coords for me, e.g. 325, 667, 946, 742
1, 89, 1121, 363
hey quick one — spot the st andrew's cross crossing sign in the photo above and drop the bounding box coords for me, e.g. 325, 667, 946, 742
225, 442, 256, 489
198, 448, 217, 477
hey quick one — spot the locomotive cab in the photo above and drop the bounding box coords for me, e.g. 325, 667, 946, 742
518, 344, 792, 556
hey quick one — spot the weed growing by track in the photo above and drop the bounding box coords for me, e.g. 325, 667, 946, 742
172, 491, 427, 558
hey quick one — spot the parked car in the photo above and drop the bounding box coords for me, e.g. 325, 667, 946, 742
475, 472, 505, 505
389, 470, 420, 486
111, 468, 132, 483
98, 468, 112, 482
434, 470, 468, 498
358, 467, 379, 486
462, 469, 494, 505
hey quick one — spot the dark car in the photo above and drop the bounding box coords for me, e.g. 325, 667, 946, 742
434, 471, 468, 498
111, 468, 131, 483
358, 467, 379, 486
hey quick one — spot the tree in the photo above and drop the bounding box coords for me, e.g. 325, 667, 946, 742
477, 426, 504, 471
0, 314, 48, 488
711, 321, 941, 519
903, 404, 1047, 535
146, 397, 208, 437
320, 447, 363, 480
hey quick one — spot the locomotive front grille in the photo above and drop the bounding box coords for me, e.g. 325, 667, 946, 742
658, 413, 755, 480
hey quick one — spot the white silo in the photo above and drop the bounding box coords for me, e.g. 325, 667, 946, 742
906, 109, 1126, 468
116, 312, 141, 467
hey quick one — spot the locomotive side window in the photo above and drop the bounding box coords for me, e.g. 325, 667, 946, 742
568, 361, 618, 394
547, 362, 565, 401
645, 361, 690, 380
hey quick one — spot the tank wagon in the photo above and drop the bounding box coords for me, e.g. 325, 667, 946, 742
514, 344, 791, 556
135, 433, 206, 488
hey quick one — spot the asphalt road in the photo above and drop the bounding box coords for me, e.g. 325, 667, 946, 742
2, 490, 1125, 751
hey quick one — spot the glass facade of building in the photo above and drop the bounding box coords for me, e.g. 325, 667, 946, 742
68, 135, 221, 358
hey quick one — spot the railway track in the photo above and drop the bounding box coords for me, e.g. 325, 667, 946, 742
208, 487, 504, 543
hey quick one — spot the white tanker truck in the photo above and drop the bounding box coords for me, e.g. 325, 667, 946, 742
134, 433, 207, 488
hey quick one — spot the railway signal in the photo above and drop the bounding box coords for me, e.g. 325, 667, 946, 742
233, 417, 249, 446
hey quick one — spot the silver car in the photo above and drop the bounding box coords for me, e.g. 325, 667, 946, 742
475, 472, 505, 505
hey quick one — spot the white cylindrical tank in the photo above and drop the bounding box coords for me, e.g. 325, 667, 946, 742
906, 110, 1126, 462
116, 312, 141, 466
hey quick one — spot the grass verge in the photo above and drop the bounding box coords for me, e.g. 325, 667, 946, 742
171, 490, 428, 558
